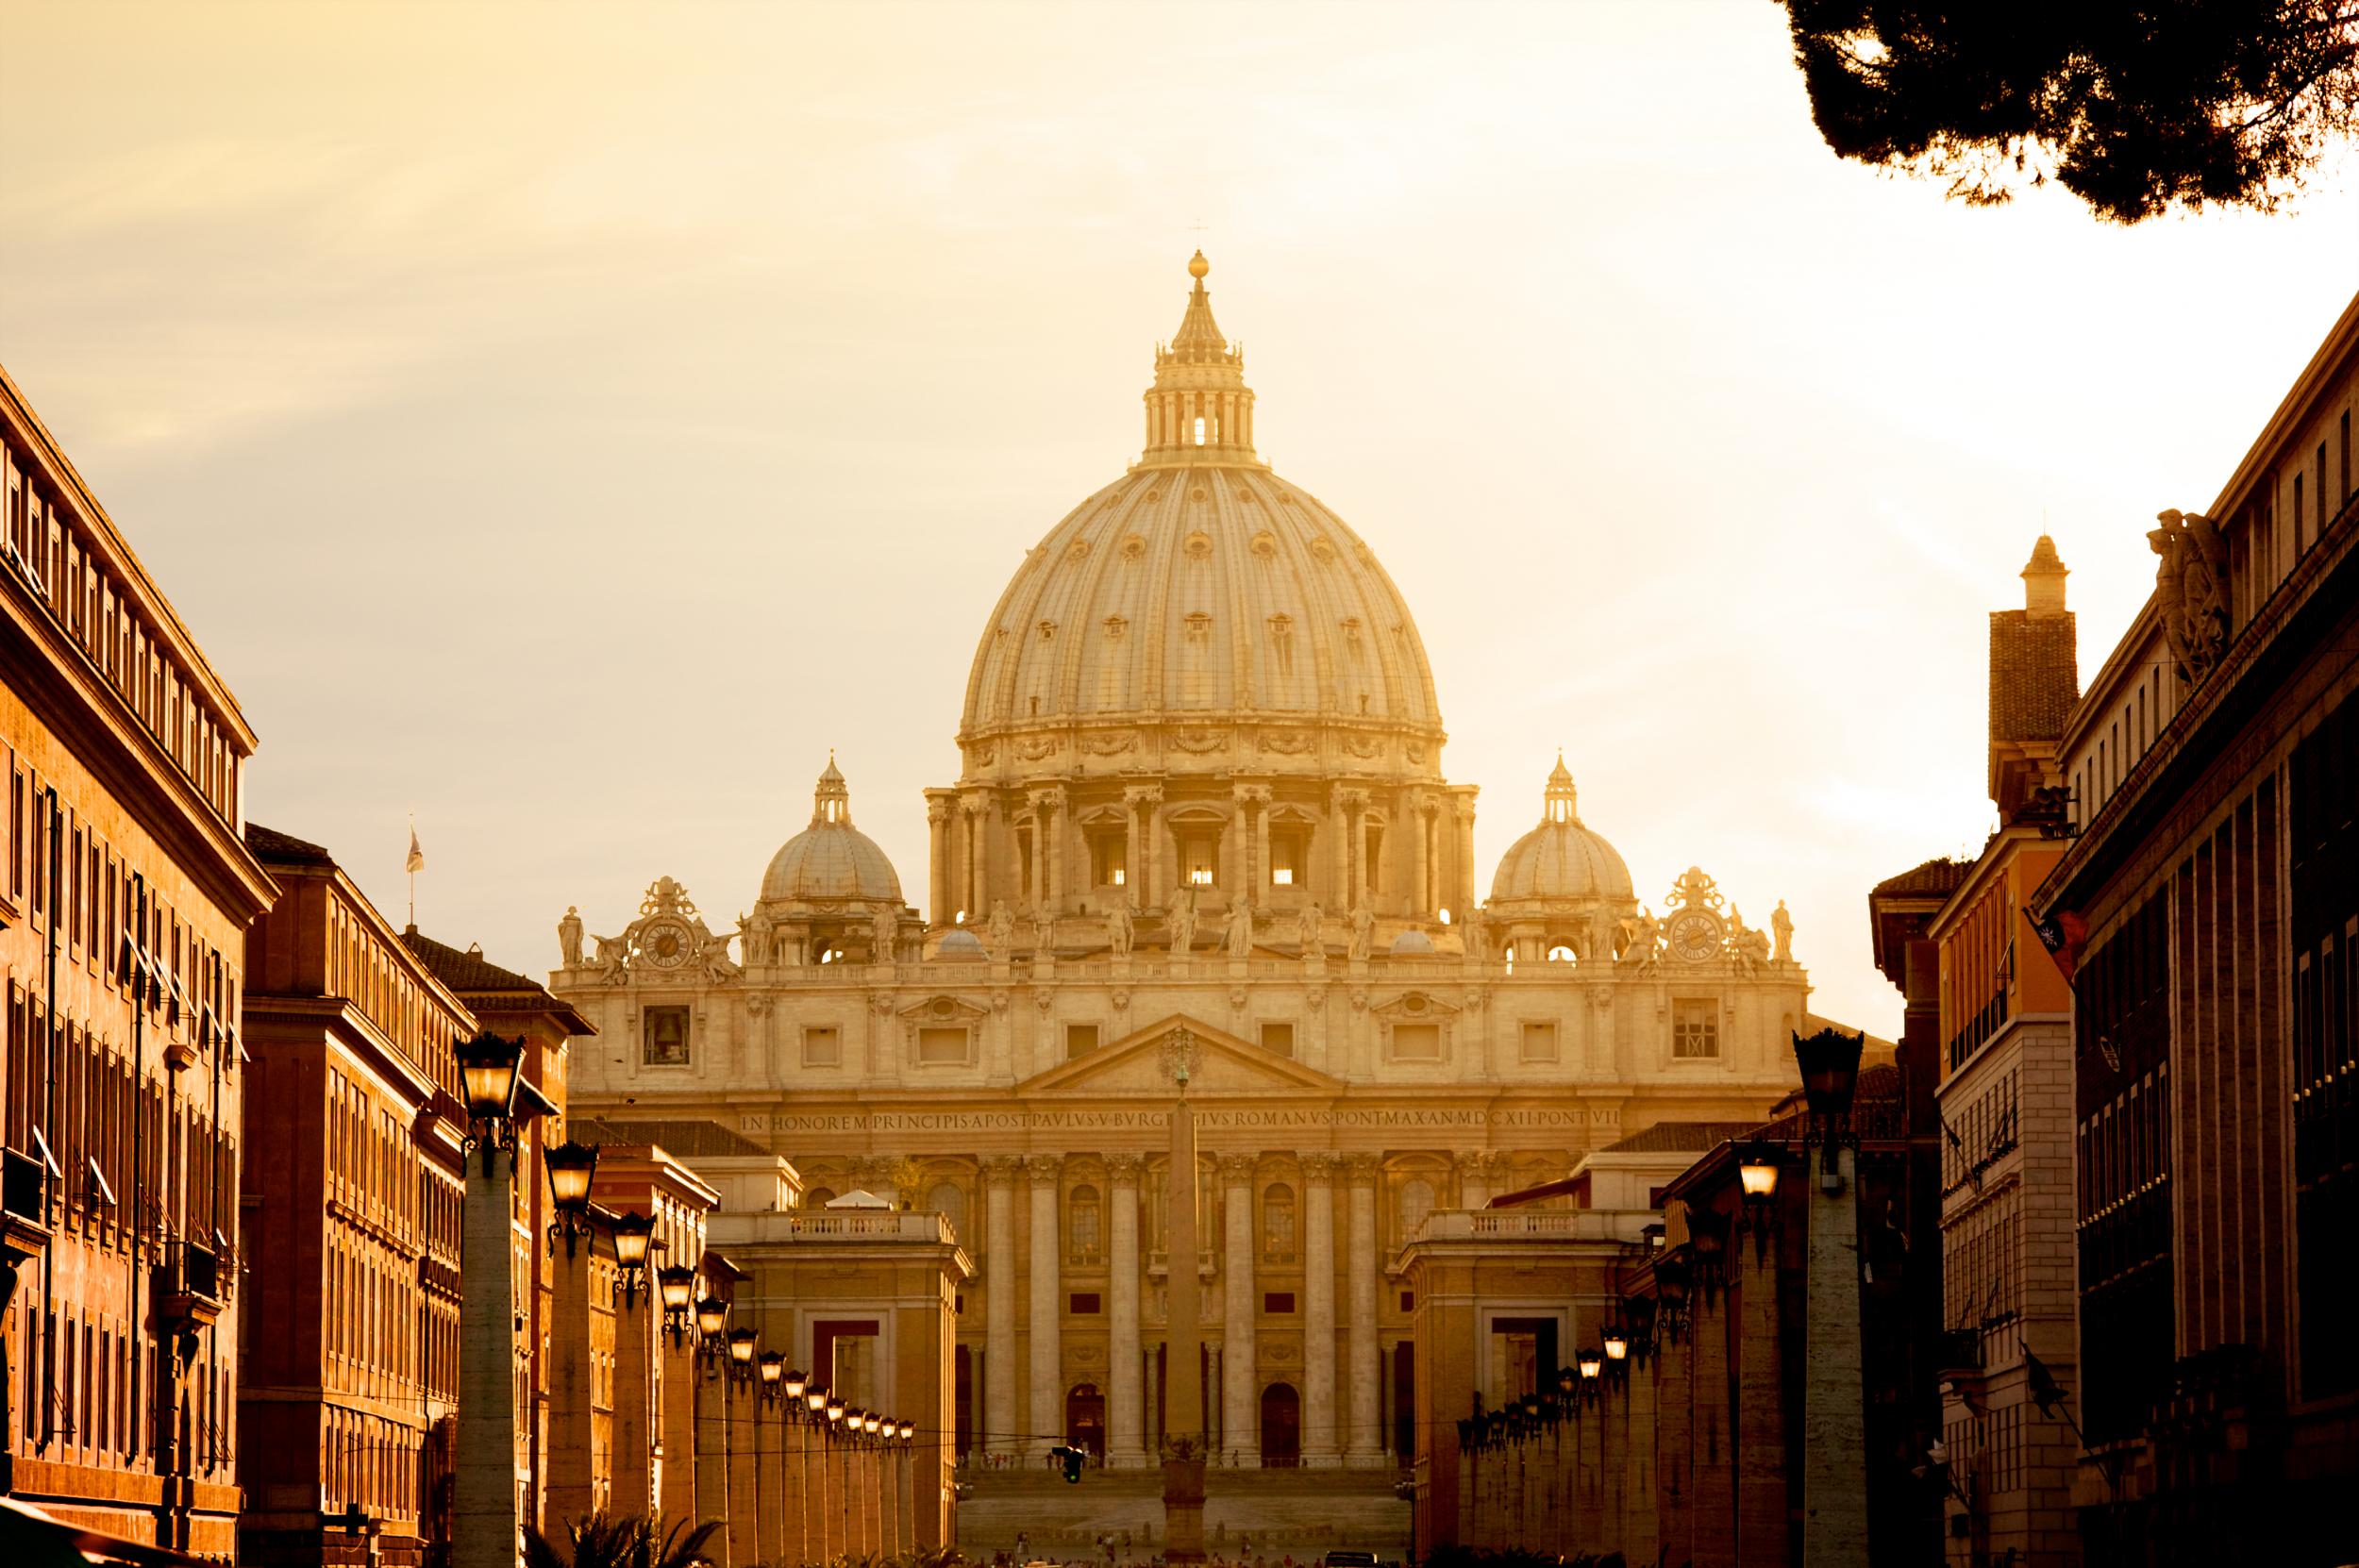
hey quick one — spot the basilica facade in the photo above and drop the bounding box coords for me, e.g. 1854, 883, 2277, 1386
555, 255, 1809, 1484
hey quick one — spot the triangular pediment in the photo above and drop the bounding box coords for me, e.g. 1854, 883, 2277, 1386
1019, 1013, 1342, 1097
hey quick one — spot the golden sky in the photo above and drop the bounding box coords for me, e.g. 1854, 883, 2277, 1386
7, 0, 2357, 1033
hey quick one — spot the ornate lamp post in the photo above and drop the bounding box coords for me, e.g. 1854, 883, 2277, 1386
1655, 1251, 1693, 1346
611, 1211, 655, 1307
659, 1266, 696, 1345
1736, 1142, 1783, 1262
727, 1326, 760, 1387
696, 1295, 731, 1371
1601, 1324, 1631, 1388
1792, 1026, 1865, 1192
1576, 1345, 1604, 1405
544, 1141, 600, 1258
453, 1034, 534, 1568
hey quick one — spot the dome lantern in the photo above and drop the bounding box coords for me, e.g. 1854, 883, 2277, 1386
813, 752, 850, 826
1143, 251, 1259, 467
1545, 752, 1578, 825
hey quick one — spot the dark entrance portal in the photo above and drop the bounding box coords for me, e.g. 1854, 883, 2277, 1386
1066, 1382, 1106, 1460
1260, 1382, 1300, 1467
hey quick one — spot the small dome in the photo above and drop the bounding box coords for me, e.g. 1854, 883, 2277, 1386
935, 928, 985, 961
1489, 757, 1635, 905
761, 759, 905, 906
1390, 928, 1435, 956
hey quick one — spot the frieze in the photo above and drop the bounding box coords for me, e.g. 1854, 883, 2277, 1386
742, 1104, 1600, 1136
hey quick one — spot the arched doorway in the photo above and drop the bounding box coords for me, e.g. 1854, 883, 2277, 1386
1066, 1383, 1106, 1460
1260, 1382, 1300, 1468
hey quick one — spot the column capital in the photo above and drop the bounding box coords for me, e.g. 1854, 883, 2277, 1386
1123, 783, 1164, 809
1213, 1151, 1260, 1186
1025, 1152, 1064, 1184
1299, 1151, 1344, 1185
1232, 782, 1272, 807
1335, 786, 1370, 810
1340, 1152, 1383, 1185
979, 1154, 1026, 1185
1106, 1152, 1148, 1185
1028, 785, 1067, 813
962, 792, 993, 816
1449, 1149, 1490, 1179
926, 796, 952, 825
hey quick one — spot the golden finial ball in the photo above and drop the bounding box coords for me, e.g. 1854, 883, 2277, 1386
1188, 249, 1210, 279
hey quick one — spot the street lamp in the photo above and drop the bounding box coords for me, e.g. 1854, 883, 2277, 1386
827, 1395, 847, 1426
1687, 1204, 1730, 1301
1792, 1026, 1865, 1191
1655, 1252, 1693, 1345
727, 1326, 759, 1387
456, 1032, 526, 1175
1736, 1142, 1782, 1261
659, 1266, 696, 1346
898, 1420, 914, 1442
864, 1412, 882, 1438
1602, 1324, 1630, 1387
806, 1386, 828, 1420
611, 1211, 654, 1307
1577, 1345, 1603, 1404
544, 1141, 600, 1258
759, 1351, 785, 1404
695, 1295, 730, 1376
1624, 1294, 1658, 1365
785, 1369, 808, 1402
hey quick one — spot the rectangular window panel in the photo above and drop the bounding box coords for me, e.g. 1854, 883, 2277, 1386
1068, 1293, 1101, 1315
1263, 1292, 1297, 1314
1064, 1024, 1099, 1060
916, 1026, 968, 1064
1259, 1022, 1295, 1058
1672, 1000, 1719, 1059
1390, 1023, 1442, 1060
1520, 1021, 1559, 1062
801, 1026, 841, 1067
642, 1007, 691, 1066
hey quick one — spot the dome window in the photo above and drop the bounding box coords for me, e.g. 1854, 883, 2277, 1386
1194, 416, 1207, 446
1547, 944, 1577, 963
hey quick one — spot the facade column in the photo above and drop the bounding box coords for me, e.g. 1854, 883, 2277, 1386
1218, 806, 1241, 900
695, 1356, 732, 1567
1330, 792, 1353, 909
728, 1378, 759, 1568
780, 1410, 808, 1568
927, 796, 952, 926
659, 1316, 698, 1529
1218, 1153, 1261, 1466
809, 1420, 835, 1566
1343, 1154, 1382, 1467
981, 1157, 1022, 1461
1301, 1154, 1341, 1467
1802, 1149, 1870, 1566
755, 1394, 781, 1568
962, 796, 984, 920
1413, 795, 1432, 919
1123, 794, 1144, 911
1108, 1155, 1147, 1466
1455, 1150, 1491, 1212
455, 1152, 521, 1568
1452, 792, 1479, 917
1028, 1155, 1065, 1457
1140, 790, 1163, 909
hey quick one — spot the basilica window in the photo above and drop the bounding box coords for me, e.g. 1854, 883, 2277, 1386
1397, 1178, 1435, 1246
801, 1026, 841, 1068
1065, 1024, 1100, 1060
1364, 826, 1385, 892
1269, 824, 1307, 887
1520, 1022, 1559, 1063
1263, 1182, 1297, 1263
1547, 944, 1576, 963
1178, 828, 1219, 888
1090, 828, 1127, 888
643, 1007, 691, 1067
1068, 1185, 1102, 1263
1259, 1022, 1295, 1058
1672, 999, 1720, 1059
916, 1026, 969, 1065
1388, 1023, 1443, 1062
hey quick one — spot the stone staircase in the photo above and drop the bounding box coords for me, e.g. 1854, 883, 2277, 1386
954, 1466, 1411, 1560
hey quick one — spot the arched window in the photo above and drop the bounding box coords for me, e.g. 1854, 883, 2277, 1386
1547, 943, 1576, 962
1069, 1184, 1102, 1262
805, 1187, 838, 1209
1263, 1182, 1297, 1263
929, 1182, 968, 1241
1397, 1178, 1435, 1247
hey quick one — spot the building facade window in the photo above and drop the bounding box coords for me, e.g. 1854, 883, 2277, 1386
1065, 1024, 1099, 1060
1068, 1184, 1101, 1262
916, 1026, 969, 1064
1672, 1000, 1719, 1059
1263, 1182, 1297, 1263
801, 1026, 841, 1067
1389, 1023, 1442, 1061
1258, 1022, 1295, 1058
1520, 1021, 1559, 1062
642, 1007, 691, 1066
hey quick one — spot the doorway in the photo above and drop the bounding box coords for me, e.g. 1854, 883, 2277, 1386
1066, 1382, 1106, 1460
1260, 1382, 1300, 1468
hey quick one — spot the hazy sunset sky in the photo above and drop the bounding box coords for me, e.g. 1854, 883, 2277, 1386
7, 2, 2358, 1034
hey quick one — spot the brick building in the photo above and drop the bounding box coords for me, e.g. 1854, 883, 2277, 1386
2033, 291, 2359, 1563
0, 362, 276, 1556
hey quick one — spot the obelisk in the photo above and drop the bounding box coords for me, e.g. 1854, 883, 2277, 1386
1163, 1035, 1208, 1563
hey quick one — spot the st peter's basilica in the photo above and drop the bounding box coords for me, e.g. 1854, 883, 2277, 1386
554, 255, 1814, 1528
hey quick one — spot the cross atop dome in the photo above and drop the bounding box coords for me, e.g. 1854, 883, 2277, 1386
1143, 251, 1259, 467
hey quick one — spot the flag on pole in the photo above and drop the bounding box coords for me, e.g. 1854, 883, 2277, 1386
405, 826, 427, 875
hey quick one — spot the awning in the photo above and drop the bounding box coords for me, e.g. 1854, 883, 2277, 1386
0, 1495, 213, 1568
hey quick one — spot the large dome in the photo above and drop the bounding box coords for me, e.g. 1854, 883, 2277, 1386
1490, 757, 1634, 905
761, 759, 904, 906
956, 254, 1442, 774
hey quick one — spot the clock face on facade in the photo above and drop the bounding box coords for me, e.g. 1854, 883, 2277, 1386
641, 920, 691, 969
1667, 910, 1723, 964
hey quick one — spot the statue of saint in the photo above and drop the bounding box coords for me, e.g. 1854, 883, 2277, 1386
1728, 908, 1757, 977
986, 900, 1016, 955
744, 909, 773, 965
1167, 887, 1197, 954
1771, 900, 1795, 964
1107, 899, 1134, 959
558, 906, 584, 967
873, 911, 898, 964
1459, 907, 1486, 961
592, 932, 630, 983
1296, 899, 1324, 954
1225, 896, 1255, 959
1622, 908, 1659, 966
1347, 904, 1375, 962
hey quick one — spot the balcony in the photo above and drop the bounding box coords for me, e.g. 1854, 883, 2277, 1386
156, 1241, 225, 1333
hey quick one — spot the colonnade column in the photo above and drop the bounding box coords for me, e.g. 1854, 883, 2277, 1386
1343, 1153, 1382, 1467
981, 1156, 1021, 1460
1126, 785, 1160, 911
1218, 1153, 1260, 1466
1027, 1155, 1064, 1457
963, 795, 991, 921
1040, 787, 1065, 912
1301, 1154, 1341, 1467
1108, 1155, 1147, 1466
1413, 796, 1432, 919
